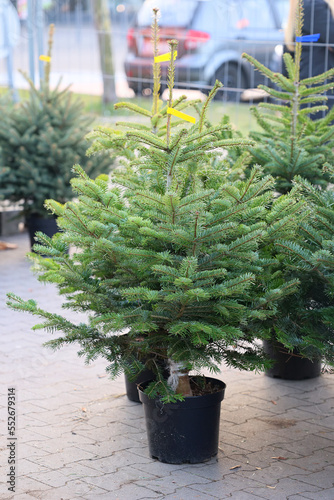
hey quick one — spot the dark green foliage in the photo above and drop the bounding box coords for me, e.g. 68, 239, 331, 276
6, 20, 307, 401
242, 48, 334, 194
0, 27, 112, 217
239, 0, 334, 368
6, 164, 304, 400
266, 173, 334, 365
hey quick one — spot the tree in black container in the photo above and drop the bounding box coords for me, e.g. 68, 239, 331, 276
272, 171, 334, 366
247, 169, 334, 378
0, 24, 112, 245
240, 0, 334, 377
6, 10, 307, 463
242, 0, 334, 194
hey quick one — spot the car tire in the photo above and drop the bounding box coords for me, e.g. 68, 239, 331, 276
127, 81, 139, 95
213, 63, 247, 102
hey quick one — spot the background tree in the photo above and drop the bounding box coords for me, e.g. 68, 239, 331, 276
239, 0, 334, 367
0, 24, 113, 218
242, 0, 334, 194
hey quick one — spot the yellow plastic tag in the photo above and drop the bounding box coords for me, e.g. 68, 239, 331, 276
167, 107, 196, 124
154, 51, 178, 63
39, 55, 51, 62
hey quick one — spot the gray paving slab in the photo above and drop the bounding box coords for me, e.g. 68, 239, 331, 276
149, 487, 220, 500
302, 489, 334, 499
1, 232, 334, 500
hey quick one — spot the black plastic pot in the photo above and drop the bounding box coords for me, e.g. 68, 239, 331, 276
263, 340, 322, 380
138, 376, 226, 464
125, 360, 170, 403
26, 215, 59, 249
125, 368, 157, 403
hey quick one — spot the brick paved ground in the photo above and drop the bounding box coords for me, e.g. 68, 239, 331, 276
1, 232, 334, 500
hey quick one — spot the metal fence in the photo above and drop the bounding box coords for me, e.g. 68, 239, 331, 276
0, 0, 137, 96
1, 0, 334, 131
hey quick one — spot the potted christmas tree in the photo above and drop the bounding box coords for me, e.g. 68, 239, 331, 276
247, 169, 334, 379
7, 12, 305, 463
242, 1, 334, 196
0, 25, 112, 248
241, 0, 334, 378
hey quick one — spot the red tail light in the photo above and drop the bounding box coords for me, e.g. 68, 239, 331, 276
127, 28, 136, 50
185, 30, 210, 50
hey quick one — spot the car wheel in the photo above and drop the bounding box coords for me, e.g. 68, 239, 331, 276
127, 81, 139, 95
213, 63, 247, 102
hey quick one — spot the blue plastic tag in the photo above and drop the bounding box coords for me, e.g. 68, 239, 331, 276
295, 33, 320, 42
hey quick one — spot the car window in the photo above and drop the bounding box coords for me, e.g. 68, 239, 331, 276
274, 0, 290, 28
192, 1, 241, 34
137, 0, 199, 27
192, 0, 276, 34
241, 0, 275, 29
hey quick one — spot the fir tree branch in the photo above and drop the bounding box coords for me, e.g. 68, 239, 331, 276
159, 95, 188, 116
178, 191, 214, 209
115, 122, 151, 131
227, 231, 263, 252
125, 130, 168, 150
275, 240, 315, 268
255, 280, 300, 310
283, 53, 295, 80
167, 144, 182, 180
242, 53, 279, 81
294, 0, 304, 82
238, 167, 260, 202
299, 105, 328, 115
114, 102, 152, 117
300, 82, 334, 98
198, 80, 223, 133
166, 39, 178, 153
169, 128, 188, 150
299, 95, 329, 105
258, 85, 293, 101
206, 205, 248, 227
258, 102, 291, 114
272, 73, 296, 92
301, 67, 334, 86
191, 212, 200, 256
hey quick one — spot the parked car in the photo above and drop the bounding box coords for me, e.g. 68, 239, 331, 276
124, 0, 289, 100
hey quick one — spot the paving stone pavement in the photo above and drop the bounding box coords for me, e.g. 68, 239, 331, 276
1, 232, 334, 500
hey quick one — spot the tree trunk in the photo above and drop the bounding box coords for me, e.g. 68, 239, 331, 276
168, 360, 193, 397
92, 0, 116, 103
175, 373, 193, 397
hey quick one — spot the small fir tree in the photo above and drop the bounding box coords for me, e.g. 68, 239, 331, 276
268, 170, 334, 366
0, 25, 112, 217
242, 0, 334, 194
7, 12, 305, 401
239, 0, 334, 366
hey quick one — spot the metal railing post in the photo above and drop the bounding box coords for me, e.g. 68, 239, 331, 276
36, 0, 44, 83
27, 0, 35, 83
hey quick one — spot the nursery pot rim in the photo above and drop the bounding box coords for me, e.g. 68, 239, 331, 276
263, 339, 322, 380
138, 375, 226, 409
138, 375, 226, 464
